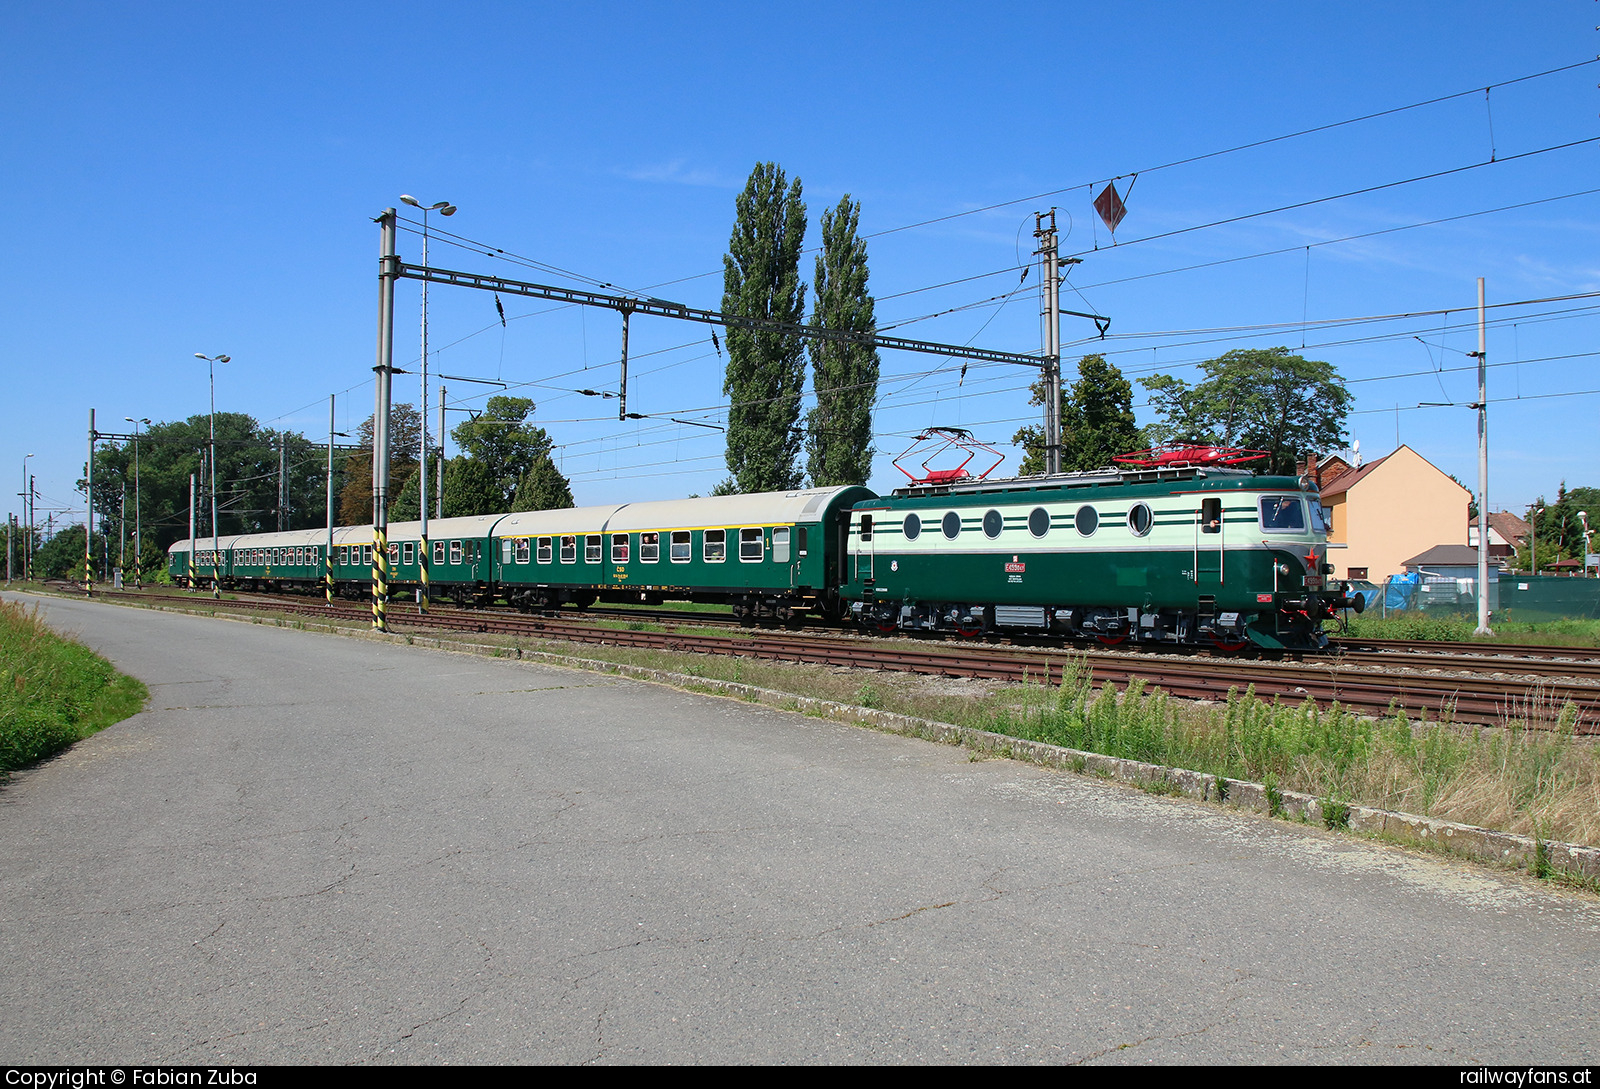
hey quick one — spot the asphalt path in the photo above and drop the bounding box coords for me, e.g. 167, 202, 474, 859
2, 592, 1597, 1065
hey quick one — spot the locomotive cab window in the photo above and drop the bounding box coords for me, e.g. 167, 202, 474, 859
1260, 495, 1306, 532
670, 531, 691, 563
585, 535, 602, 564
611, 534, 630, 563
560, 536, 577, 563
704, 529, 726, 563
640, 532, 659, 563
859, 515, 873, 542
740, 528, 764, 562
1201, 498, 1222, 533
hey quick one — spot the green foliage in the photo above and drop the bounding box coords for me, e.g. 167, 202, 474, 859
722, 162, 808, 494
439, 456, 502, 517
451, 396, 561, 508
512, 451, 575, 511
1013, 354, 1143, 475
388, 466, 424, 521
1, 601, 147, 775
1140, 347, 1351, 475
31, 526, 107, 580
807, 195, 879, 487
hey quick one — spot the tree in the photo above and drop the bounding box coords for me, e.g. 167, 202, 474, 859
1140, 347, 1351, 475
512, 452, 575, 511
722, 162, 807, 494
807, 195, 879, 487
439, 456, 502, 518
1012, 354, 1143, 475
449, 396, 559, 508
337, 403, 429, 525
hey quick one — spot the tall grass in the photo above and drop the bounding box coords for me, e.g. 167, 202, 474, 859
1339, 612, 1600, 647
991, 656, 1600, 846
0, 601, 147, 776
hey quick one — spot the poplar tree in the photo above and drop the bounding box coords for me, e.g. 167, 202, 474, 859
807, 195, 879, 487
721, 163, 807, 494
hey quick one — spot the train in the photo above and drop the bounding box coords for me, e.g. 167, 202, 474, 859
167, 444, 1362, 652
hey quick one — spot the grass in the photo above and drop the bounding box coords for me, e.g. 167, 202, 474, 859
0, 601, 148, 777
1338, 612, 1600, 647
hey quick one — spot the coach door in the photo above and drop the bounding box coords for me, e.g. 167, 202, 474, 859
854, 513, 875, 582
1194, 497, 1224, 588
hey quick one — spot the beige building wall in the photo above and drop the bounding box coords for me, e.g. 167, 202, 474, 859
1323, 445, 1470, 581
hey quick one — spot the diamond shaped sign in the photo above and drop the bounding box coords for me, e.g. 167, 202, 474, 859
1094, 181, 1126, 234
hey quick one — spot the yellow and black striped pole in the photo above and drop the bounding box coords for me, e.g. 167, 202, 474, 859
325, 551, 334, 605
419, 533, 429, 615
372, 529, 388, 632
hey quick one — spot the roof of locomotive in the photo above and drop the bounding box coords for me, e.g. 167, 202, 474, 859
494, 485, 876, 536
880, 464, 1308, 501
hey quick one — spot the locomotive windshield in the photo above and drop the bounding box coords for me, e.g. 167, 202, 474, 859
1259, 495, 1306, 532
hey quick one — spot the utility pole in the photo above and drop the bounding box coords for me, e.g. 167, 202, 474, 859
372, 207, 399, 633
1034, 210, 1063, 476
188, 473, 197, 592
1473, 277, 1492, 636
278, 435, 287, 531
326, 394, 336, 605
119, 486, 126, 586
436, 383, 446, 519
28, 474, 36, 580
85, 409, 95, 596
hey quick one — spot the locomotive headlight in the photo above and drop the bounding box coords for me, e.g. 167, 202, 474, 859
1275, 562, 1291, 575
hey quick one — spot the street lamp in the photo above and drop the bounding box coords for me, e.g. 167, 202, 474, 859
21, 453, 34, 580
194, 353, 230, 598
399, 194, 455, 614
125, 417, 149, 588
1581, 510, 1593, 577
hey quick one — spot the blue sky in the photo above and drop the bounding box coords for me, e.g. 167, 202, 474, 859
3, 1, 1597, 531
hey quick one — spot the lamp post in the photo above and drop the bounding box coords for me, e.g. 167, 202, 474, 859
194, 353, 230, 598
399, 194, 455, 614
125, 417, 149, 588
21, 453, 34, 581
1581, 510, 1593, 577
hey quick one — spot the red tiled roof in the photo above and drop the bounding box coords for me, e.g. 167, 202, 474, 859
1318, 452, 1391, 498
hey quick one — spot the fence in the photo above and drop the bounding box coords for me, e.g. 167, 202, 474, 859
1369, 572, 1600, 622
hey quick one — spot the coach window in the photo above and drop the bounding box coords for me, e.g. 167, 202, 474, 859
983, 509, 1003, 539
560, 535, 577, 563
704, 529, 726, 563
500, 539, 514, 564
433, 540, 445, 565
671, 531, 692, 562
585, 534, 602, 563
772, 527, 790, 563
903, 513, 920, 541
404, 542, 415, 565
515, 539, 531, 564
798, 527, 808, 556
942, 511, 961, 540
640, 532, 659, 563
741, 527, 765, 562
388, 543, 399, 567
535, 537, 551, 563
1201, 497, 1222, 534
363, 545, 373, 567
450, 540, 463, 564
1128, 502, 1153, 537
1075, 505, 1099, 536
611, 533, 630, 563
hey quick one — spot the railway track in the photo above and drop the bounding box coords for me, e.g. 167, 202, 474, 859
78, 586, 1600, 731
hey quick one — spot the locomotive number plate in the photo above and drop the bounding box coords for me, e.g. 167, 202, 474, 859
1004, 562, 1025, 573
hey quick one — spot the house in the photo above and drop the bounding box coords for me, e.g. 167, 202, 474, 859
1467, 510, 1530, 566
1313, 444, 1472, 582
